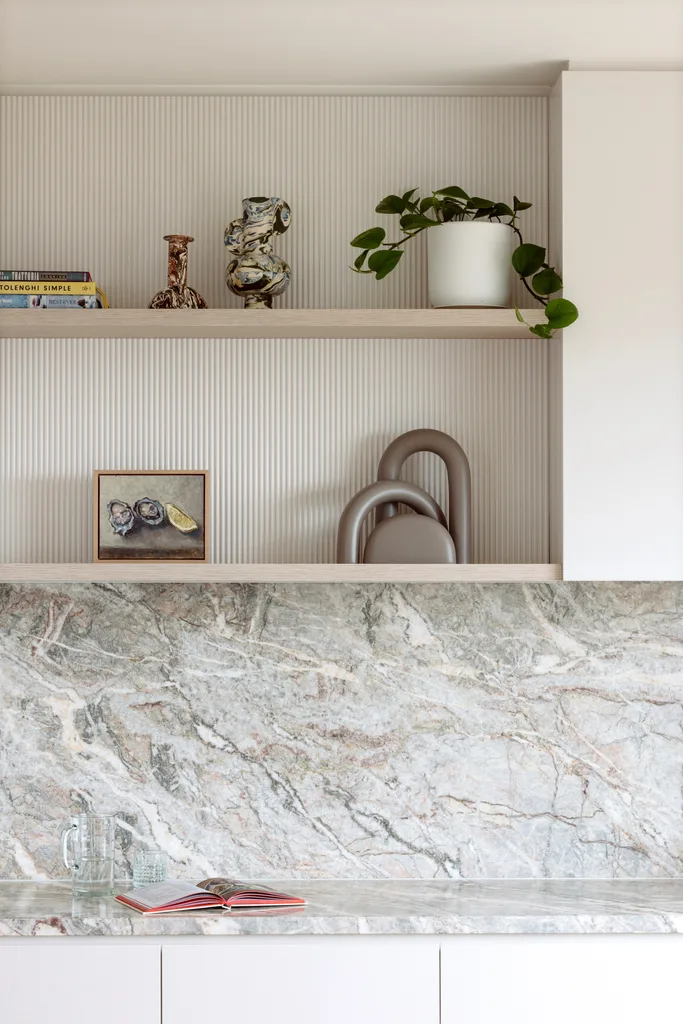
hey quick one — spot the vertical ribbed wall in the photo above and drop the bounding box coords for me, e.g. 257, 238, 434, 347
0, 336, 548, 563
0, 95, 547, 310
0, 95, 549, 564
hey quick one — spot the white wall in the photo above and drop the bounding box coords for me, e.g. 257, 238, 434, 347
561, 71, 683, 579
1, 0, 681, 88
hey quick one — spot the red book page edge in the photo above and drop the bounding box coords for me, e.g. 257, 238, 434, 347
226, 895, 306, 907
116, 893, 226, 914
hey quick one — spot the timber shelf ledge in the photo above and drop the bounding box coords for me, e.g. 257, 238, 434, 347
0, 308, 546, 340
0, 564, 563, 583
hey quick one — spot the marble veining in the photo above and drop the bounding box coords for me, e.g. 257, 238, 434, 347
3, 880, 683, 936
1, 582, 683, 881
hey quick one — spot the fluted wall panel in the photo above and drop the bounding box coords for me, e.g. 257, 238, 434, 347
0, 336, 548, 563
0, 94, 549, 564
0, 95, 547, 310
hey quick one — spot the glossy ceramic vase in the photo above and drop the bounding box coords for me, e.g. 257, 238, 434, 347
427, 221, 512, 307
225, 197, 291, 309
149, 234, 207, 309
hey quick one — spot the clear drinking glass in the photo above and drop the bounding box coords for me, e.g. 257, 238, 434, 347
61, 813, 117, 896
132, 849, 167, 888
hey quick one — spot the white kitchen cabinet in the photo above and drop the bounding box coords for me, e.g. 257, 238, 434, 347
441, 935, 681, 1023
162, 940, 439, 1024
0, 944, 161, 1024
558, 70, 683, 579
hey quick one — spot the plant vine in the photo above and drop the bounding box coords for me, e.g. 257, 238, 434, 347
350, 186, 578, 338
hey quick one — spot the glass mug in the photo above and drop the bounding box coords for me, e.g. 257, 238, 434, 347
61, 813, 117, 896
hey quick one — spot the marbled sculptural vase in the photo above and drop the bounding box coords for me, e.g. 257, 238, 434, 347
149, 234, 207, 309
225, 197, 291, 309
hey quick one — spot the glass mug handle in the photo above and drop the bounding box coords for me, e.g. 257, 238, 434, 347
61, 823, 78, 872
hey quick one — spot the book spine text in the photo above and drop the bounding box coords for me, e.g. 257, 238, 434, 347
0, 294, 102, 308
0, 281, 97, 295
0, 270, 92, 282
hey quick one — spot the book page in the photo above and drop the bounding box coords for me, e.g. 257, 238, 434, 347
198, 877, 305, 905
120, 880, 213, 909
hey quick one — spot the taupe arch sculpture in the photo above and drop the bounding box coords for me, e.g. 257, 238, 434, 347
375, 428, 472, 564
337, 481, 454, 564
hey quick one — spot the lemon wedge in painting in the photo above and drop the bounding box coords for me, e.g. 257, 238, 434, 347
165, 503, 199, 534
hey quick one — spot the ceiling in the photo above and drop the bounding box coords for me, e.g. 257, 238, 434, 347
1, 0, 681, 89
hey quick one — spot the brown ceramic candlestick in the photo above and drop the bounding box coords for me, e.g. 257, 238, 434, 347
149, 234, 207, 309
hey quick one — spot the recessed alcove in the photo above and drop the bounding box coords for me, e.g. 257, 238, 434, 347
0, 93, 557, 577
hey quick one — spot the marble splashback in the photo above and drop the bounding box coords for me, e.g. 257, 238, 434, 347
1, 582, 682, 881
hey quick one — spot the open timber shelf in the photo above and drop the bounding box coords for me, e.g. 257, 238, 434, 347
0, 564, 563, 583
0, 307, 546, 340
0, 306, 553, 572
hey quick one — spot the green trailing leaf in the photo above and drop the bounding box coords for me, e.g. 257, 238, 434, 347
435, 185, 470, 200
347, 187, 579, 338
545, 298, 579, 329
400, 212, 436, 232
350, 227, 386, 249
493, 202, 514, 219
532, 268, 563, 295
375, 195, 406, 215
368, 248, 404, 279
440, 200, 465, 222
419, 196, 437, 213
511, 242, 546, 277
530, 323, 553, 339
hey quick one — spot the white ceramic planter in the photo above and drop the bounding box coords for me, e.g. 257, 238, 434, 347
427, 220, 513, 307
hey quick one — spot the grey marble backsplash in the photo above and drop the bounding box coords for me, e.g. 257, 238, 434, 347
1, 582, 682, 881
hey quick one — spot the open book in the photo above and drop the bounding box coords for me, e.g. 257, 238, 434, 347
115, 877, 306, 915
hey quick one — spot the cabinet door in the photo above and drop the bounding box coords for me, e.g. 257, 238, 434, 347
163, 940, 438, 1024
560, 70, 683, 579
0, 944, 161, 1024
441, 935, 682, 1023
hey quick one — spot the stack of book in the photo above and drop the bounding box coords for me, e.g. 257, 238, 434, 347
0, 270, 108, 308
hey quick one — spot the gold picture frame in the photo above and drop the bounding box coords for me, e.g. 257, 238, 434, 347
93, 470, 209, 563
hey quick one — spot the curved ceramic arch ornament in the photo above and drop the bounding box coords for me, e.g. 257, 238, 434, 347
337, 480, 457, 564
337, 429, 472, 564
376, 428, 472, 563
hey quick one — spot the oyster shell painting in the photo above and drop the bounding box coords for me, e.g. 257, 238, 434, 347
225, 197, 291, 309
133, 497, 166, 526
95, 471, 208, 562
107, 500, 135, 537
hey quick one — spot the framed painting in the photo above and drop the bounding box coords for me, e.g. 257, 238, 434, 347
94, 470, 209, 562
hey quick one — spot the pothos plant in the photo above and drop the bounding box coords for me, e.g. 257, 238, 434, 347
350, 186, 578, 338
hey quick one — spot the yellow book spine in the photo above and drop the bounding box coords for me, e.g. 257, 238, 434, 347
0, 280, 97, 295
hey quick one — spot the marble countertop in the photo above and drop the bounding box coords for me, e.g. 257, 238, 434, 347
3, 880, 683, 936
